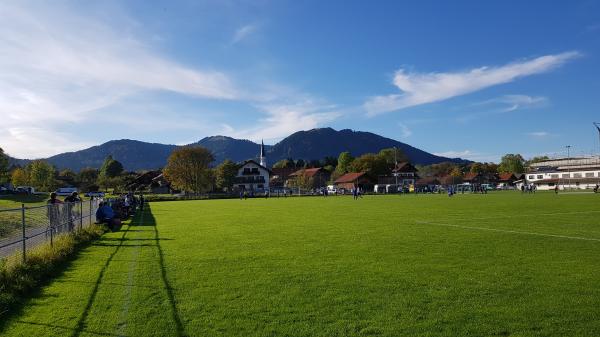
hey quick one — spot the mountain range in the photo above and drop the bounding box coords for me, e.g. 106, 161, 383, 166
8, 128, 467, 171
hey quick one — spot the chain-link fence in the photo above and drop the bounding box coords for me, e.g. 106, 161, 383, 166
0, 199, 101, 261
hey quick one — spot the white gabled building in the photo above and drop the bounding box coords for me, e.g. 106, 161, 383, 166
525, 156, 600, 190
233, 141, 271, 192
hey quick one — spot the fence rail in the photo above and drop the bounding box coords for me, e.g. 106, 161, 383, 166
0, 200, 101, 260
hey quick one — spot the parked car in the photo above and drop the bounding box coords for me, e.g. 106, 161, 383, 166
85, 191, 105, 198
0, 186, 14, 195
15, 186, 35, 195
55, 187, 78, 196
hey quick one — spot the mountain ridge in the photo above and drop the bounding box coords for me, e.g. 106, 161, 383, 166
8, 128, 468, 171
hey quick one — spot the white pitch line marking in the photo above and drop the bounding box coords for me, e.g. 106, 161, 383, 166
416, 221, 600, 242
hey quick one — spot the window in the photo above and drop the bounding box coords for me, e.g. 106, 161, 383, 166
251, 168, 259, 174
548, 183, 555, 187
562, 174, 569, 178
550, 174, 559, 179
573, 173, 582, 178
585, 172, 594, 178
243, 168, 250, 174
537, 175, 543, 179
528, 175, 534, 179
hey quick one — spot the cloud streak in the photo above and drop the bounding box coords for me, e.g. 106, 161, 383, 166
230, 100, 340, 143
0, 2, 239, 158
231, 24, 258, 44
365, 51, 580, 116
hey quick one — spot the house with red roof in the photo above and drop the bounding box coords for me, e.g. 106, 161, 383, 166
288, 167, 331, 189
334, 172, 374, 192
497, 172, 520, 189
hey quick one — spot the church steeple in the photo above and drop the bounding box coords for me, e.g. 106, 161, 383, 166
259, 139, 267, 167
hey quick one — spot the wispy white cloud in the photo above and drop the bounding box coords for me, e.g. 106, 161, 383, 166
365, 51, 580, 116
476, 94, 547, 112
231, 24, 258, 45
526, 131, 551, 137
433, 150, 500, 162
0, 2, 239, 158
229, 99, 340, 143
398, 122, 412, 138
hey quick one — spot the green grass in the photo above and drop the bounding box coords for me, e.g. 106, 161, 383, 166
0, 194, 49, 209
1, 192, 600, 336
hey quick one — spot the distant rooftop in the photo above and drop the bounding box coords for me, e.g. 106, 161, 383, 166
529, 156, 600, 171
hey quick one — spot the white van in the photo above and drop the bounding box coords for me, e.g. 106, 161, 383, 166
55, 187, 78, 196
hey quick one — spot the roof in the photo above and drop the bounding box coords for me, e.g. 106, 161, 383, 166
463, 172, 479, 181
289, 167, 328, 178
392, 162, 417, 173
270, 167, 297, 178
239, 160, 272, 174
498, 173, 517, 181
334, 172, 368, 184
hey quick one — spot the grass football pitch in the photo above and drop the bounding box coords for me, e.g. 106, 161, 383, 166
1, 192, 599, 336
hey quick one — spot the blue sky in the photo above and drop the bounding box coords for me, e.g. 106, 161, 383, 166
1, 0, 599, 162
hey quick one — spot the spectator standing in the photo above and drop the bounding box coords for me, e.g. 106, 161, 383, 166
64, 192, 80, 231
47, 192, 63, 231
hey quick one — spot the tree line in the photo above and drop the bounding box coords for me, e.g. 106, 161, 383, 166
0, 145, 550, 194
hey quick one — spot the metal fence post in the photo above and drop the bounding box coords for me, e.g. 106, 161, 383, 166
21, 203, 26, 263
50, 205, 53, 247
79, 201, 83, 230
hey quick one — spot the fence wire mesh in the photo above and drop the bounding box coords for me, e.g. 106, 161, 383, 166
0, 200, 100, 260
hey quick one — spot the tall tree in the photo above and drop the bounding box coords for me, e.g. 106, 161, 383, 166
28, 160, 57, 191
335, 151, 354, 174
295, 159, 306, 168
349, 153, 390, 177
469, 162, 484, 174
99, 155, 124, 178
215, 159, 238, 192
498, 154, 525, 174
163, 146, 215, 193
0, 147, 8, 184
11, 167, 29, 187
77, 168, 99, 185
378, 148, 408, 166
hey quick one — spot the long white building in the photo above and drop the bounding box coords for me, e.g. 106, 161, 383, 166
525, 156, 600, 190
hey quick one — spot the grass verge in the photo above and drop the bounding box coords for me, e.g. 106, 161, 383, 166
0, 225, 106, 315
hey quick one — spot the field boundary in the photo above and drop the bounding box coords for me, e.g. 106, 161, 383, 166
416, 220, 600, 242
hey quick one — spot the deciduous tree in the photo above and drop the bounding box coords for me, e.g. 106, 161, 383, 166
28, 160, 57, 191
0, 147, 8, 184
11, 167, 29, 187
163, 146, 215, 193
215, 159, 238, 191
335, 151, 354, 174
498, 154, 525, 174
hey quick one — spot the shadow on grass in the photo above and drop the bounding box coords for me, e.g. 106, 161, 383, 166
72, 205, 186, 337
0, 206, 187, 337
144, 205, 188, 337
0, 229, 110, 332
70, 221, 134, 337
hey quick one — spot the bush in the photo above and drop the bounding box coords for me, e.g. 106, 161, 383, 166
0, 225, 106, 314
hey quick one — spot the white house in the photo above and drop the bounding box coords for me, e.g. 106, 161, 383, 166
233, 142, 271, 192
525, 156, 600, 190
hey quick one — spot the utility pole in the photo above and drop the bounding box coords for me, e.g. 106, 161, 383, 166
394, 146, 399, 190
566, 145, 571, 190
594, 122, 600, 156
